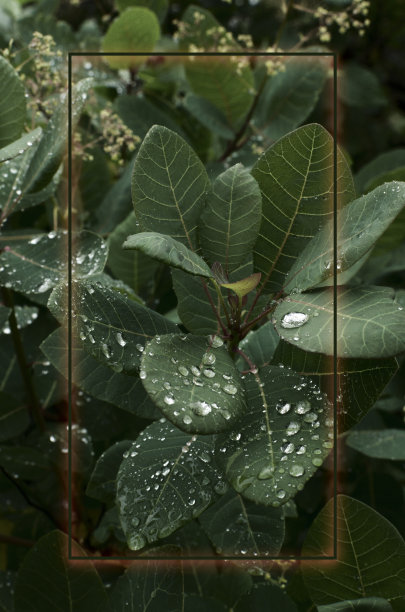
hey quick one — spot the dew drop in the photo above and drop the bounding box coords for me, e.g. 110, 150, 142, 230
139, 370, 147, 380
276, 489, 286, 499
258, 464, 275, 480
281, 442, 295, 454
183, 415, 192, 425
281, 312, 309, 329
312, 457, 323, 467
276, 401, 291, 414
191, 365, 200, 376
116, 332, 126, 346
209, 335, 224, 348
191, 401, 211, 416
164, 395, 175, 405
223, 383, 237, 395
296, 445, 306, 455
202, 352, 216, 365
203, 368, 215, 378
289, 464, 305, 477
286, 421, 300, 436
178, 365, 189, 376
295, 400, 311, 415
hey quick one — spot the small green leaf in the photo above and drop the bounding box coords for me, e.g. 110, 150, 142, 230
172, 269, 223, 335
140, 333, 246, 434
124, 232, 213, 277
86, 440, 133, 503
216, 365, 333, 507
14, 531, 109, 612
199, 164, 262, 274
302, 495, 405, 610
0, 230, 107, 297
0, 128, 41, 163
116, 419, 227, 550
317, 598, 393, 611
221, 273, 261, 298
346, 430, 405, 460
0, 56, 25, 148
132, 125, 210, 250
199, 489, 285, 557
252, 123, 355, 294
273, 286, 405, 358
0, 392, 29, 441
284, 182, 405, 292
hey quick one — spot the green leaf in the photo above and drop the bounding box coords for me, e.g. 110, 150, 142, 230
199, 164, 262, 274
238, 321, 280, 369
132, 125, 210, 250
254, 56, 328, 143
102, 7, 160, 70
40, 328, 161, 418
115, 94, 188, 141
302, 495, 405, 611
107, 212, 161, 294
56, 280, 178, 375
284, 182, 405, 292
94, 157, 134, 234
221, 273, 262, 298
251, 123, 355, 294
199, 489, 284, 557
234, 583, 298, 612
273, 286, 405, 358
355, 149, 405, 194
0, 392, 29, 441
0, 571, 15, 612
340, 63, 387, 109
346, 430, 405, 460
0, 445, 51, 481
123, 232, 213, 278
171, 269, 222, 335
0, 56, 25, 148
0, 306, 10, 333
317, 598, 393, 611
216, 365, 333, 507
0, 128, 41, 163
115, 0, 168, 22
183, 93, 235, 139
110, 559, 184, 612
0, 230, 107, 297
86, 440, 133, 503
14, 530, 109, 612
116, 419, 227, 550
140, 333, 246, 434
272, 341, 398, 431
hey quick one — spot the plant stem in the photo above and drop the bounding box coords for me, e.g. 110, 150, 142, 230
273, 0, 295, 50
201, 280, 228, 335
1, 288, 45, 432
211, 279, 232, 330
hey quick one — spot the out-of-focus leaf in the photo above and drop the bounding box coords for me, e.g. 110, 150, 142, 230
346, 430, 405, 460
86, 440, 133, 503
0, 392, 29, 441
0, 128, 41, 163
0, 56, 25, 148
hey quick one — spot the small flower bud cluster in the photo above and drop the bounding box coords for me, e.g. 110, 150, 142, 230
99, 106, 140, 165
315, 0, 371, 42
72, 132, 94, 163
263, 48, 286, 77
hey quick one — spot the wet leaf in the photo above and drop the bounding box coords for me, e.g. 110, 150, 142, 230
346, 429, 405, 460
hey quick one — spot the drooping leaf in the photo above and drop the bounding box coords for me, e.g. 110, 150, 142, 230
0, 128, 41, 163
115, 0, 168, 22
355, 149, 405, 194
132, 125, 210, 250
254, 56, 328, 143
86, 440, 133, 503
251, 123, 355, 294
116, 419, 227, 550
199, 164, 262, 274
102, 7, 160, 69
346, 429, 405, 460
199, 489, 284, 557
40, 328, 161, 418
0, 230, 107, 296
110, 558, 184, 612
317, 598, 393, 611
51, 280, 178, 375
13, 530, 109, 612
234, 583, 298, 612
107, 212, 160, 294
216, 365, 334, 507
284, 182, 405, 292
140, 333, 246, 434
272, 340, 398, 431
302, 495, 405, 611
221, 273, 262, 298
0, 56, 25, 148
273, 286, 405, 358
0, 392, 29, 441
123, 232, 213, 278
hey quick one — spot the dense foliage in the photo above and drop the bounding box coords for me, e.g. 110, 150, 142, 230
0, 0, 405, 610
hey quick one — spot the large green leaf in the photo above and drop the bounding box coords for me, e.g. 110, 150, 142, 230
0, 56, 25, 148
302, 495, 405, 611
86, 440, 133, 503
107, 211, 160, 293
272, 340, 398, 431
40, 328, 160, 418
0, 230, 107, 296
140, 333, 246, 434
0, 392, 29, 441
116, 419, 227, 550
254, 56, 328, 143
55, 280, 178, 375
132, 125, 210, 250
273, 286, 405, 358
251, 123, 355, 294
199, 489, 284, 557
198, 164, 262, 274
102, 7, 160, 69
0, 127, 41, 163
346, 430, 405, 460
216, 365, 333, 507
13, 530, 108, 612
110, 559, 184, 612
317, 599, 393, 612
284, 182, 405, 292
123, 232, 213, 277
355, 149, 405, 194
